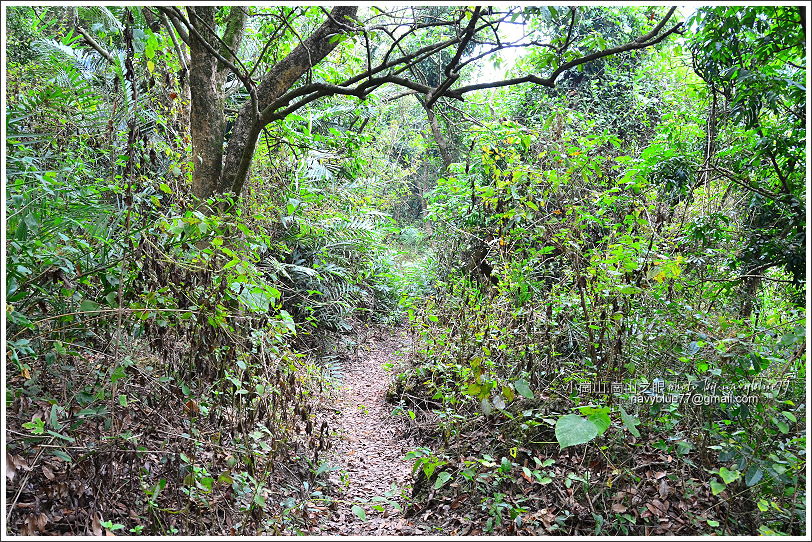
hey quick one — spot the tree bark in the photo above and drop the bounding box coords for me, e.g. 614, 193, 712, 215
422, 101, 453, 171
188, 7, 226, 200
187, 6, 247, 200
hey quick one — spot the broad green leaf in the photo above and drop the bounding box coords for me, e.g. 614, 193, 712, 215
110, 365, 126, 384
80, 299, 100, 313
555, 414, 599, 449
619, 406, 641, 437
351, 505, 367, 521
710, 478, 726, 495
433, 471, 453, 490
579, 406, 611, 436
718, 467, 740, 485
775, 420, 789, 434
745, 466, 763, 487
514, 379, 534, 399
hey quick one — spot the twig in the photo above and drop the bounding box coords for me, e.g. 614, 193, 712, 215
6, 436, 56, 524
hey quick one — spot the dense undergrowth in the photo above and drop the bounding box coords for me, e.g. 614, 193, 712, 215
386, 9, 807, 535
389, 112, 806, 533
4, 34, 412, 532
5, 124, 402, 534
5, 4, 806, 537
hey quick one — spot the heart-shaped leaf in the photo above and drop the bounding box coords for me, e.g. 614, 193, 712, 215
555, 414, 599, 449
719, 467, 740, 485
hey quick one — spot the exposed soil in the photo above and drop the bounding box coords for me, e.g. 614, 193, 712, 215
315, 325, 431, 535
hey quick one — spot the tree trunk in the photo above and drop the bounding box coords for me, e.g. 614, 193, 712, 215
188, 7, 226, 200
220, 6, 358, 197
422, 101, 453, 171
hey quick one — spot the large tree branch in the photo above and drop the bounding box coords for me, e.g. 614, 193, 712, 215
451, 15, 683, 96
258, 35, 457, 123
421, 99, 452, 169
223, 6, 359, 196
262, 75, 434, 127
444, 6, 481, 77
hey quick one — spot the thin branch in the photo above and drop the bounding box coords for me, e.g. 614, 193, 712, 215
558, 7, 578, 54
156, 6, 189, 45
700, 166, 781, 200
247, 9, 296, 79
158, 10, 188, 72
74, 25, 115, 65
381, 89, 419, 102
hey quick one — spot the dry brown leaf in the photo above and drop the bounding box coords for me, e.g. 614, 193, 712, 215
91, 512, 103, 536
653, 470, 667, 480
450, 493, 468, 510
42, 465, 55, 480
25, 512, 48, 534
183, 399, 200, 416
611, 503, 627, 513
24, 515, 37, 535
658, 478, 670, 498
6, 451, 17, 482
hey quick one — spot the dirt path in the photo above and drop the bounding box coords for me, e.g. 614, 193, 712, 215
315, 325, 429, 535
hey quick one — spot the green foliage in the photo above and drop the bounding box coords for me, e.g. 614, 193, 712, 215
392, 8, 804, 535
688, 6, 805, 289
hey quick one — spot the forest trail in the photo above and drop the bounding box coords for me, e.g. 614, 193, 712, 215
315, 325, 429, 535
